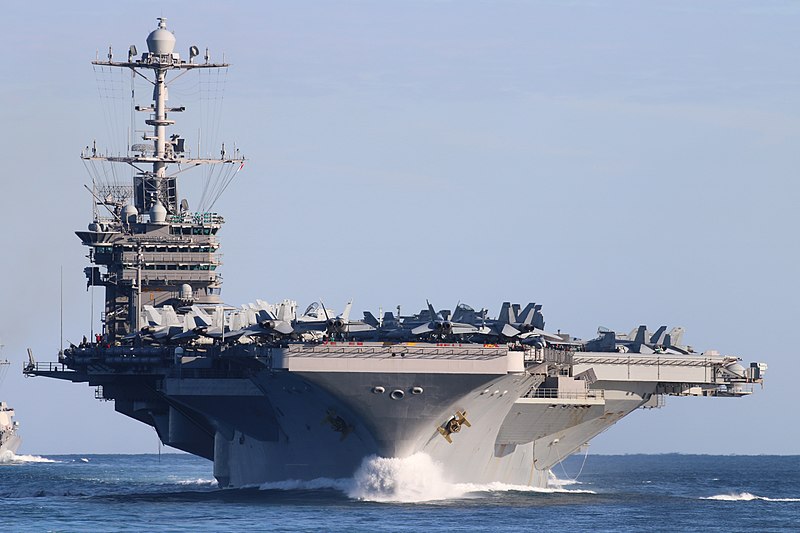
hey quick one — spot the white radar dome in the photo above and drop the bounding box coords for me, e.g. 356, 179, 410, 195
121, 204, 138, 224
725, 362, 746, 377
147, 18, 176, 55
180, 284, 194, 301
149, 201, 167, 224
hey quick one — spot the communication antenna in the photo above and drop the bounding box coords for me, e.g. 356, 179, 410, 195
60, 266, 64, 356
0, 352, 8, 386
90, 277, 95, 340
129, 46, 136, 159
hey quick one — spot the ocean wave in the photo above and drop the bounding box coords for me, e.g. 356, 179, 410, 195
703, 492, 800, 502
454, 481, 595, 495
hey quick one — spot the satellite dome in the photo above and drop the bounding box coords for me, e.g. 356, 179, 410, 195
725, 362, 746, 377
180, 284, 194, 301
147, 18, 176, 55
121, 204, 138, 225
149, 201, 167, 224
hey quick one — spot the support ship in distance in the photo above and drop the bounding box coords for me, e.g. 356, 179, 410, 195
25, 19, 767, 489
0, 352, 22, 457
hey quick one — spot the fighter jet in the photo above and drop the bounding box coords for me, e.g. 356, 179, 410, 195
294, 300, 375, 340
240, 300, 294, 338
471, 302, 560, 343
125, 305, 183, 341
411, 301, 480, 338
585, 325, 690, 354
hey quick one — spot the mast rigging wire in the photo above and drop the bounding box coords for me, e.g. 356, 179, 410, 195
89, 60, 236, 214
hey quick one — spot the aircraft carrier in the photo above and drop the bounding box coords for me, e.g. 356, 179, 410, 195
25, 19, 766, 488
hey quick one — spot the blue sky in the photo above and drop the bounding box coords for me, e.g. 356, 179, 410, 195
0, 0, 797, 455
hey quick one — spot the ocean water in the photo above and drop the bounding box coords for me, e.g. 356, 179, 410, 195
0, 452, 797, 532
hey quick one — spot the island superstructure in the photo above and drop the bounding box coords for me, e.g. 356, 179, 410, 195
24, 19, 766, 488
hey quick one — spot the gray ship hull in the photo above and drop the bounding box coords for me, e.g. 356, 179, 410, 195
198, 378, 646, 488
0, 400, 21, 458
0, 435, 21, 457
202, 370, 536, 487
69, 342, 751, 489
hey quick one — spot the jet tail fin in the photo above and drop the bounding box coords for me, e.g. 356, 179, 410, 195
277, 302, 292, 322
498, 302, 514, 324
533, 304, 545, 329
190, 305, 212, 327
427, 300, 439, 321
341, 300, 353, 322
363, 311, 379, 328
633, 325, 647, 345
518, 303, 536, 325
143, 305, 162, 326
162, 306, 180, 326
650, 325, 667, 345
668, 326, 685, 347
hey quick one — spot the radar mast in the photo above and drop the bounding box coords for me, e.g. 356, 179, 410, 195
76, 18, 244, 341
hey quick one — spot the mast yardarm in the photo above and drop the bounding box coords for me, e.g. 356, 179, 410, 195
83, 17, 244, 215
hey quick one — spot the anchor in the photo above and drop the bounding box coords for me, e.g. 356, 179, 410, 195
437, 410, 471, 443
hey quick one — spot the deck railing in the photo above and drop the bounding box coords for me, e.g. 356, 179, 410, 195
522, 387, 604, 400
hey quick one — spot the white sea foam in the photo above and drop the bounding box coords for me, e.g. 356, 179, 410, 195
252, 453, 594, 503
175, 478, 219, 488
548, 471, 582, 487
346, 453, 594, 502
703, 492, 800, 502
0, 451, 57, 464
347, 453, 463, 502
